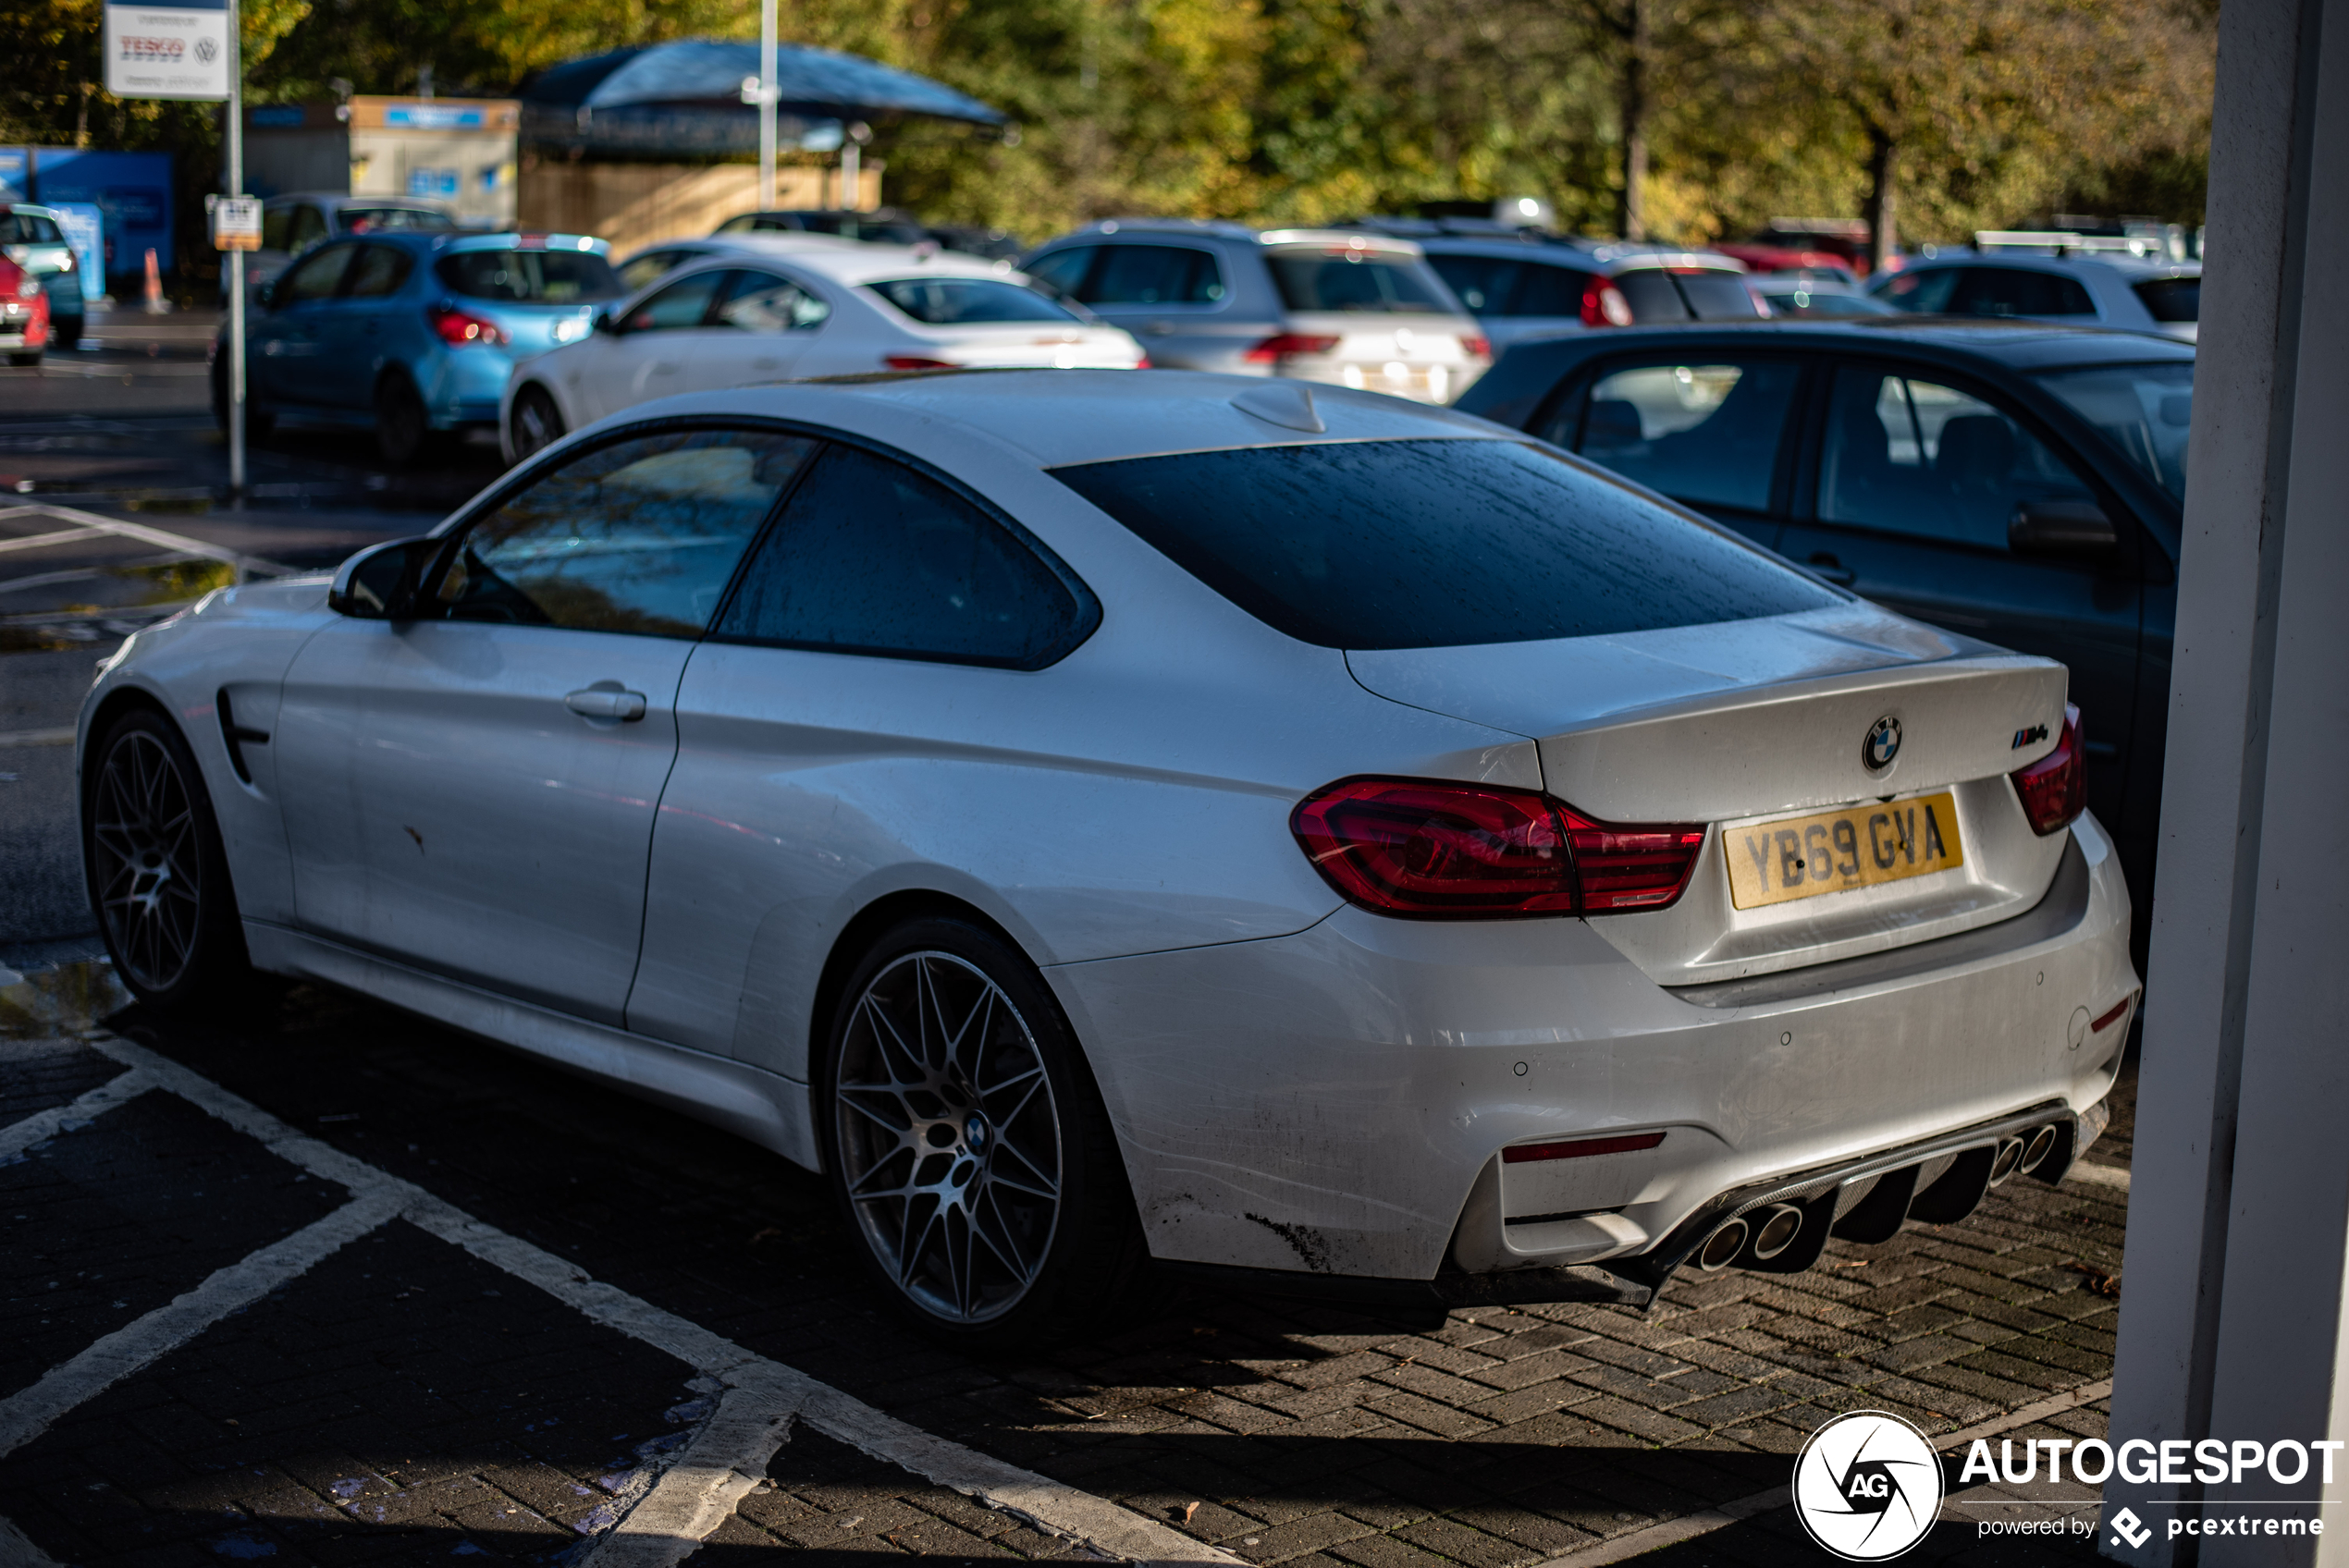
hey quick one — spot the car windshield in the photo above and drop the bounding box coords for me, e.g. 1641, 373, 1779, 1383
0, 213, 63, 243
2036, 361, 2192, 501
338, 206, 453, 233
866, 276, 1080, 325
1051, 437, 1837, 649
436, 250, 625, 304
1267, 250, 1451, 313
1760, 288, 1895, 316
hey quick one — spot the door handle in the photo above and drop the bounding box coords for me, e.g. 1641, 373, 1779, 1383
565, 687, 646, 722
1806, 552, 1858, 586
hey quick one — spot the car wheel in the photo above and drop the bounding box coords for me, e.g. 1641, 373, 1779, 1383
509, 384, 565, 462
51, 316, 80, 349
375, 372, 433, 466
209, 357, 277, 441
819, 916, 1146, 1349
8, 350, 40, 367
82, 706, 260, 1010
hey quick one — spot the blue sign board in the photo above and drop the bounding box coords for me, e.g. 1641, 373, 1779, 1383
49, 203, 107, 302
20, 148, 174, 277
386, 104, 486, 129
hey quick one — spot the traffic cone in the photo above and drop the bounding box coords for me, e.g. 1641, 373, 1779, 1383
142, 248, 169, 314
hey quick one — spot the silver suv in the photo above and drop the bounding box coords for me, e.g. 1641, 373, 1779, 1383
1020, 220, 1489, 403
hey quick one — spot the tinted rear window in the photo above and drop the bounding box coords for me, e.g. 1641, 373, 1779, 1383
2134, 276, 2199, 323
338, 206, 453, 233
0, 214, 63, 243
1676, 272, 1764, 320
1610, 270, 1689, 323
436, 250, 624, 303
867, 276, 1078, 324
1267, 251, 1450, 313
1051, 438, 1836, 649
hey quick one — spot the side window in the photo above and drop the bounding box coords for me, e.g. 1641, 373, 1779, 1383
262, 206, 293, 252
343, 244, 414, 299
1083, 244, 1225, 305
1513, 263, 1595, 318
1676, 272, 1764, 321
1949, 267, 2097, 318
276, 243, 358, 304
715, 269, 830, 331
619, 270, 726, 333
1818, 366, 2099, 550
2134, 276, 2199, 325
716, 444, 1092, 669
1425, 254, 1520, 314
1608, 270, 1689, 323
1021, 246, 1094, 299
288, 203, 329, 253
617, 249, 685, 292
431, 428, 818, 637
1876, 268, 1960, 313
1548, 360, 1802, 513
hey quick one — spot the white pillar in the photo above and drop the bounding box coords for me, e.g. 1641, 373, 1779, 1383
2101, 0, 2349, 1562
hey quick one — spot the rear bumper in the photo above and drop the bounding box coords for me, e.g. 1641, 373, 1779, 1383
1051, 813, 2134, 1287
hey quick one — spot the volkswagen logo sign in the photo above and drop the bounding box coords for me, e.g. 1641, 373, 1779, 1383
194, 35, 217, 62
1863, 716, 1902, 772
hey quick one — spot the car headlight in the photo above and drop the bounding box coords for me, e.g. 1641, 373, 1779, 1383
57, 252, 75, 272
17, 276, 40, 300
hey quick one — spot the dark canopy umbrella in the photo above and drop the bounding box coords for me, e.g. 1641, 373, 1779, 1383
520, 40, 1007, 157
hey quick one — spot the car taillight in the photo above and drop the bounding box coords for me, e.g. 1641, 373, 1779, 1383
1580, 281, 1633, 326
1243, 333, 1339, 363
1290, 778, 1705, 919
2011, 704, 2085, 835
884, 355, 956, 370
1459, 334, 1491, 359
428, 304, 508, 347
1135, 356, 1152, 369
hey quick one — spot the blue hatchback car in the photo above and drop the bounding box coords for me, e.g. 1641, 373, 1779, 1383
1457, 319, 2193, 962
215, 231, 627, 463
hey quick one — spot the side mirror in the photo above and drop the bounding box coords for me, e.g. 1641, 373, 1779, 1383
327, 535, 438, 619
2009, 500, 2118, 558
592, 309, 616, 335
254, 278, 277, 310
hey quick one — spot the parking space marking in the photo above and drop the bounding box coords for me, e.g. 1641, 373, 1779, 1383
0, 503, 295, 578
0, 1066, 153, 1159
30, 1030, 1241, 1565
0, 1191, 402, 1457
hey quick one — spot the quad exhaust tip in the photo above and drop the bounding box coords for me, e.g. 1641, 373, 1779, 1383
1697, 1218, 1749, 1271
2019, 1124, 2059, 1175
1749, 1203, 1804, 1261
1989, 1136, 2025, 1186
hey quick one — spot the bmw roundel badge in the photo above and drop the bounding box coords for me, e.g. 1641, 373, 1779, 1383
1863, 716, 1902, 771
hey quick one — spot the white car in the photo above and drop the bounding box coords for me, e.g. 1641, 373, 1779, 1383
80, 371, 2136, 1348
501, 241, 1145, 460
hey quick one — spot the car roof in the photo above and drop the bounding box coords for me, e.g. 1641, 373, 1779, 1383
1417, 236, 1746, 273
666, 242, 1025, 286
1, 202, 61, 217
667, 367, 1503, 467
354, 231, 609, 254
1497, 317, 2195, 369
264, 191, 452, 211
1039, 219, 1428, 257
1895, 251, 2201, 280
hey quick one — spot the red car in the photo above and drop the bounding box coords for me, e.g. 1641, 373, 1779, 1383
0, 253, 50, 366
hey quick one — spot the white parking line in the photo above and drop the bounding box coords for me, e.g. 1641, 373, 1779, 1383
8, 1031, 1241, 1565
0, 1192, 403, 1457
2069, 1162, 2131, 1193
0, 1068, 153, 1160
0, 503, 294, 577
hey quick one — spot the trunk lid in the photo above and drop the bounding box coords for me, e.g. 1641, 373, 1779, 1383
1347, 603, 2077, 984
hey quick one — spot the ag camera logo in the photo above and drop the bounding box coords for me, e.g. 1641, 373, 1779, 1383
1794, 1411, 1944, 1561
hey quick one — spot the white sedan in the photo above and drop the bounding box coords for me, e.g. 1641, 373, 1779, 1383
501, 241, 1144, 460
80, 372, 2136, 1348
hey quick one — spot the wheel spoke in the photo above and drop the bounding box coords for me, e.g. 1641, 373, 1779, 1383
989, 1140, 1061, 1201
838, 1085, 913, 1135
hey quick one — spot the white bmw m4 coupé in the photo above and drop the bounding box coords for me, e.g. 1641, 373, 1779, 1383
79, 370, 2137, 1347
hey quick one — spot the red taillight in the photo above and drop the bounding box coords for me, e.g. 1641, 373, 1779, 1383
1243, 333, 1339, 363
2011, 704, 2086, 835
1458, 334, 1491, 359
1580, 281, 1633, 327
1135, 355, 1152, 369
1502, 1132, 1666, 1165
1290, 778, 1704, 919
428, 305, 508, 348
884, 355, 957, 370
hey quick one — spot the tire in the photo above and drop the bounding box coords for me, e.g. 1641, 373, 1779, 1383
209, 356, 277, 441
82, 705, 259, 1011
508, 384, 565, 463
52, 315, 80, 349
374, 372, 433, 466
8, 351, 40, 367
818, 916, 1147, 1350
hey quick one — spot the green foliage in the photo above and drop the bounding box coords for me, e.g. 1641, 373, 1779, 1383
0, 0, 2215, 256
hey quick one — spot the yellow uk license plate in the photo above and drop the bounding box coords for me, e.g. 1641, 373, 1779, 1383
1726, 792, 1964, 910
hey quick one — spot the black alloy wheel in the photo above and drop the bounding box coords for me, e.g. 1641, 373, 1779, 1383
374, 371, 432, 466
820, 916, 1145, 1349
509, 384, 565, 462
83, 707, 257, 1009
